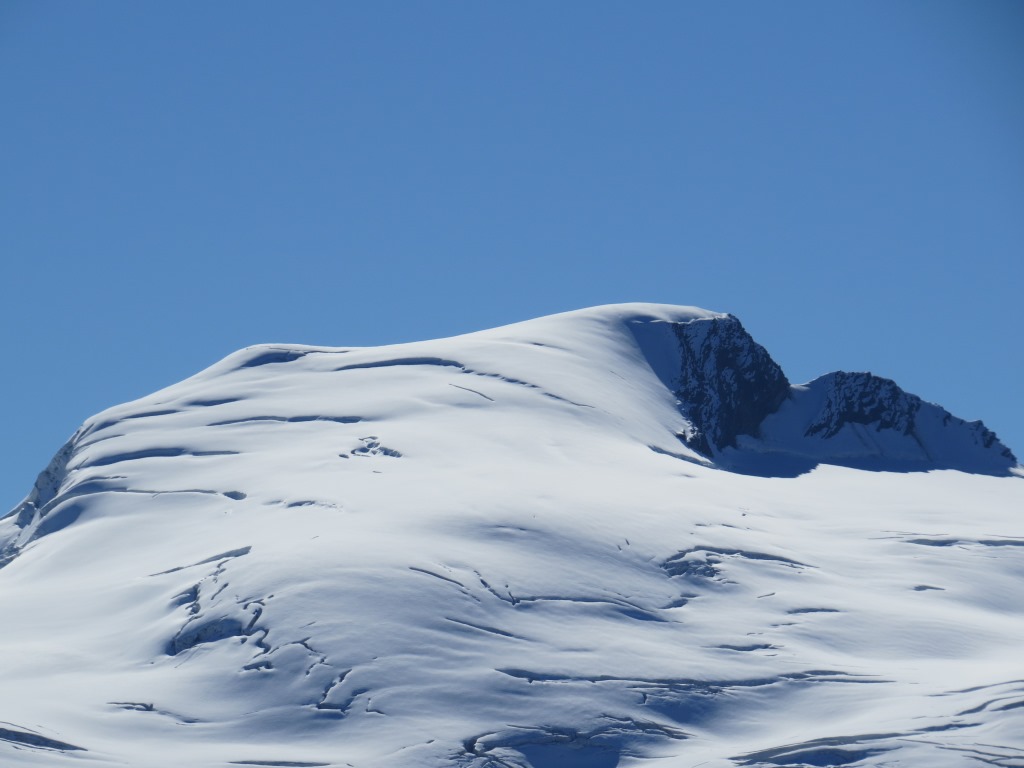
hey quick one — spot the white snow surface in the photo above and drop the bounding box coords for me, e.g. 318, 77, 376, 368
2, 303, 1022, 768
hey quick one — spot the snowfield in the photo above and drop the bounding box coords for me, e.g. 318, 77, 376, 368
1, 304, 1021, 768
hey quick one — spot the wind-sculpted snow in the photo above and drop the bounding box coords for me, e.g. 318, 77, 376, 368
0, 303, 1021, 767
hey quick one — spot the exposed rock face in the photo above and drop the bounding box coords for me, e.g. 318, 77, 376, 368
795, 371, 1017, 467
670, 315, 790, 455
1, 431, 81, 566
806, 372, 920, 439
653, 316, 1016, 472
11, 432, 79, 527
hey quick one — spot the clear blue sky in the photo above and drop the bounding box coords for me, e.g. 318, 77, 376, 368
3, 1, 1022, 511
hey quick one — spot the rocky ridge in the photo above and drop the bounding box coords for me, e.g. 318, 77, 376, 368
644, 313, 1016, 472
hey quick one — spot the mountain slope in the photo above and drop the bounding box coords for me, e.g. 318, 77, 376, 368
1, 304, 1021, 768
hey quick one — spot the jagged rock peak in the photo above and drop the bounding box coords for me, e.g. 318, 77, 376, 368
618, 307, 1015, 473
669, 315, 790, 455
806, 371, 921, 439
794, 370, 1018, 467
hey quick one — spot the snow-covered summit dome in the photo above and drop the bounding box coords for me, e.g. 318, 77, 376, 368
1, 304, 1020, 768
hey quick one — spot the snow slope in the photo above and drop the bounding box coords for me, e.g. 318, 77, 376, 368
1, 304, 1021, 768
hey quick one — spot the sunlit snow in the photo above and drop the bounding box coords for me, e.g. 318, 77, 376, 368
1, 304, 1021, 768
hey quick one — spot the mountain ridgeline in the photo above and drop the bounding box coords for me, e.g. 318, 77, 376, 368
630, 312, 1016, 474
0, 304, 1020, 768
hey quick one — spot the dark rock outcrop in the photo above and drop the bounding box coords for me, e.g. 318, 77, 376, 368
670, 316, 790, 455
806, 372, 921, 439
798, 371, 1017, 468
646, 315, 1016, 473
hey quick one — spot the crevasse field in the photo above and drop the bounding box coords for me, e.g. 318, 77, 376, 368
2, 304, 1022, 768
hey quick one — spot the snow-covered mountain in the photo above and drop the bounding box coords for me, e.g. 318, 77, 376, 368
2, 304, 1021, 768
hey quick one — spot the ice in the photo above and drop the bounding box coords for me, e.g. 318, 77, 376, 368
0, 303, 1020, 767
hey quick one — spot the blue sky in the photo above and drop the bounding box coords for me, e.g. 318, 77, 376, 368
3, 1, 1022, 511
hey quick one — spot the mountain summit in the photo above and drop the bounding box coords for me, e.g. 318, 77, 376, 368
627, 308, 1014, 472
1, 304, 1021, 768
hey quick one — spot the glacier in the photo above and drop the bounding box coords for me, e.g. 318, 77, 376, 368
0, 303, 1021, 768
